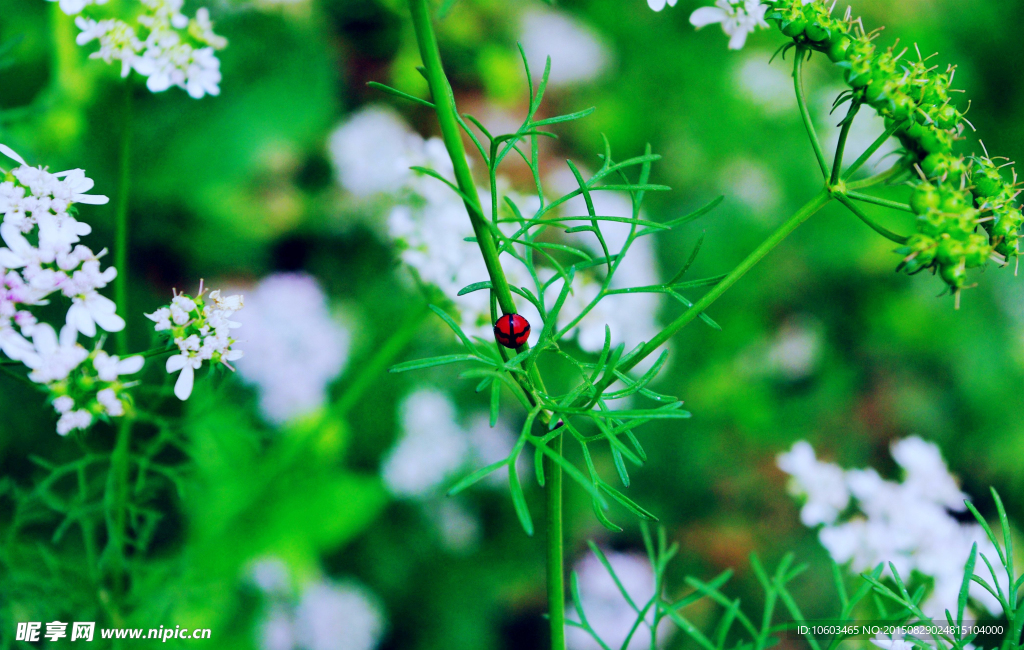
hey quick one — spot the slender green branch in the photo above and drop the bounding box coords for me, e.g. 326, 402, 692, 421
609, 189, 833, 383
846, 162, 908, 190
846, 191, 915, 213
114, 85, 132, 355
830, 101, 860, 186
407, 0, 515, 318
794, 50, 829, 181
842, 119, 903, 180
834, 194, 909, 244
334, 303, 429, 417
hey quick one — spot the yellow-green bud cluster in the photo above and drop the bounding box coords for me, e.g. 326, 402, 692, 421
765, 0, 1022, 292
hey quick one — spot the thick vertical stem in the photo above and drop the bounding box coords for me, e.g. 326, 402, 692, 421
114, 85, 132, 355
545, 434, 566, 650
405, 4, 563, 648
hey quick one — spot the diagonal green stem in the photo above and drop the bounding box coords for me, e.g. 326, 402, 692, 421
842, 119, 903, 181
608, 189, 833, 382
794, 50, 829, 181
835, 194, 909, 244
846, 191, 914, 213
830, 101, 860, 186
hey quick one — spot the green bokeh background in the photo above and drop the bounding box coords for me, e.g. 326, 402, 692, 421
1, 0, 1022, 648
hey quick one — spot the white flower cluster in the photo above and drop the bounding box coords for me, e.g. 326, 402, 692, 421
329, 106, 661, 354
777, 438, 1003, 617
567, 549, 672, 650
52, 0, 227, 99
233, 273, 352, 425
146, 285, 243, 401
650, 0, 774, 51
329, 105, 542, 343
0, 145, 142, 435
249, 558, 385, 650
381, 389, 518, 499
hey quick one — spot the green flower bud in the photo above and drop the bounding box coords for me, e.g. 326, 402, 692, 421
826, 34, 852, 62
939, 260, 967, 288
910, 183, 941, 215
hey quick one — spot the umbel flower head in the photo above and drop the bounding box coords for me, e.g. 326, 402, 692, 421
146, 283, 243, 400
52, 0, 227, 99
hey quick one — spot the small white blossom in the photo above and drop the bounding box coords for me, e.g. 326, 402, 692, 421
647, 0, 678, 11
56, 409, 93, 436
233, 273, 352, 425
148, 285, 243, 401
779, 438, 1004, 618
21, 323, 89, 384
777, 441, 850, 526
60, 0, 226, 98
518, 8, 611, 87
381, 390, 471, 498
251, 563, 385, 650
690, 0, 770, 50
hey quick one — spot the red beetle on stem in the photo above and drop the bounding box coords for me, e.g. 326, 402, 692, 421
493, 313, 531, 349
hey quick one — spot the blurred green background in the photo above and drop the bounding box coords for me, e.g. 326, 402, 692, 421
1, 0, 1023, 648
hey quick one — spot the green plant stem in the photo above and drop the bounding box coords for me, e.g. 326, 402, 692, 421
794, 50, 829, 181
334, 303, 429, 417
842, 119, 903, 180
846, 191, 914, 213
611, 188, 833, 381
407, 0, 514, 318
834, 194, 909, 244
545, 433, 565, 650
846, 162, 907, 190
114, 85, 132, 355
406, 4, 563, 646
830, 101, 860, 186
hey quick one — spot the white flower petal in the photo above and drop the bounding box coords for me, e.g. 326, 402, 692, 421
689, 6, 727, 28
0, 144, 26, 166
173, 362, 195, 400
118, 356, 145, 374
166, 354, 188, 373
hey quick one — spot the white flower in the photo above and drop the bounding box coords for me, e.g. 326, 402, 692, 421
56, 409, 93, 436
96, 387, 124, 416
328, 106, 425, 197
167, 352, 202, 400
52, 395, 75, 413
21, 323, 89, 384
250, 561, 385, 650
871, 635, 921, 650
647, 0, 678, 11
233, 273, 351, 425
690, 0, 770, 50
567, 550, 672, 650
293, 582, 384, 650
891, 436, 967, 511
782, 438, 1005, 618
777, 441, 850, 526
92, 350, 144, 382
518, 8, 611, 87
146, 307, 172, 330
381, 390, 471, 498
66, 290, 125, 337
151, 286, 243, 400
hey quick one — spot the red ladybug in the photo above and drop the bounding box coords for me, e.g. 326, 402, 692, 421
494, 313, 531, 349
